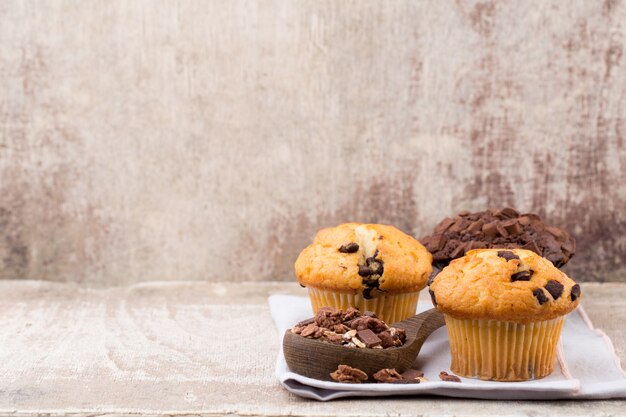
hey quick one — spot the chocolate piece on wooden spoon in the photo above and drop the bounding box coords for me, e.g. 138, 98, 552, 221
282, 308, 445, 381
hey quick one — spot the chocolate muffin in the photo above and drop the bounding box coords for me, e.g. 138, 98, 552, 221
420, 208, 575, 269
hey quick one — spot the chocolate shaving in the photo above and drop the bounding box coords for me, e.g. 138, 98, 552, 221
295, 317, 315, 327
502, 219, 521, 235
499, 207, 520, 218
330, 365, 368, 383
401, 369, 425, 380
422, 234, 447, 252
373, 368, 403, 383
435, 217, 455, 233
391, 379, 421, 384
439, 371, 462, 382
521, 240, 542, 255
377, 330, 394, 348
496, 223, 509, 237
482, 221, 499, 238
467, 220, 484, 234
291, 308, 406, 349
420, 208, 576, 269
450, 242, 466, 259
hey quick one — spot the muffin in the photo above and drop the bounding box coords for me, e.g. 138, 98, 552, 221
420, 208, 576, 269
295, 223, 432, 324
429, 248, 581, 381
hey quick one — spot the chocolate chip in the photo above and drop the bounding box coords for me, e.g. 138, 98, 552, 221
533, 288, 549, 304
362, 276, 379, 287
367, 260, 384, 276
363, 287, 374, 300
545, 280, 564, 300
497, 250, 520, 261
429, 289, 437, 307
338, 242, 359, 253
356, 329, 382, 348
570, 284, 581, 301
358, 265, 373, 277
363, 311, 378, 318
511, 269, 533, 281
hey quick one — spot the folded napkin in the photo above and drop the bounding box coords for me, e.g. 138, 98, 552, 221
270, 294, 626, 400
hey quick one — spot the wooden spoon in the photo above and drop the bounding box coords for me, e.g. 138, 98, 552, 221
282, 308, 446, 381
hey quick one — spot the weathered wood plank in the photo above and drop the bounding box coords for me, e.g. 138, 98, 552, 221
0, 281, 624, 416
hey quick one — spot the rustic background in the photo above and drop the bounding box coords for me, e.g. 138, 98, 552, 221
0, 1, 624, 285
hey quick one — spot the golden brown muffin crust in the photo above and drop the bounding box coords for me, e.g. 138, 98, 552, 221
429, 249, 581, 323
295, 223, 432, 297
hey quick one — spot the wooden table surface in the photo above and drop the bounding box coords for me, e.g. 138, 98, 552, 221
0, 280, 625, 417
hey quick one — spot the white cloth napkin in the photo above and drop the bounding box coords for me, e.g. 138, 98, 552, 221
270, 294, 626, 400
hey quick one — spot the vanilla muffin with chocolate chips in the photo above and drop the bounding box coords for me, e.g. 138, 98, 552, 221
429, 248, 581, 381
295, 223, 432, 324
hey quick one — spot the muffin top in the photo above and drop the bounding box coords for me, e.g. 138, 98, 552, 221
428, 249, 581, 323
295, 223, 432, 299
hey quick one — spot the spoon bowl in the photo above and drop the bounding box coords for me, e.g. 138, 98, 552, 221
282, 308, 446, 381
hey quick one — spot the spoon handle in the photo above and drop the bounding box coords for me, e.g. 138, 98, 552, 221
392, 308, 446, 345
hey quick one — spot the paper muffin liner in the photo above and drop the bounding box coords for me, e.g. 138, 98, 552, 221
307, 287, 419, 324
444, 314, 565, 381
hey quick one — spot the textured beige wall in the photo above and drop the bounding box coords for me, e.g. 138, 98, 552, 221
0, 1, 625, 285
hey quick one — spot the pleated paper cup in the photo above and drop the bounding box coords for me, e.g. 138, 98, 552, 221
307, 287, 419, 324
444, 314, 565, 381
